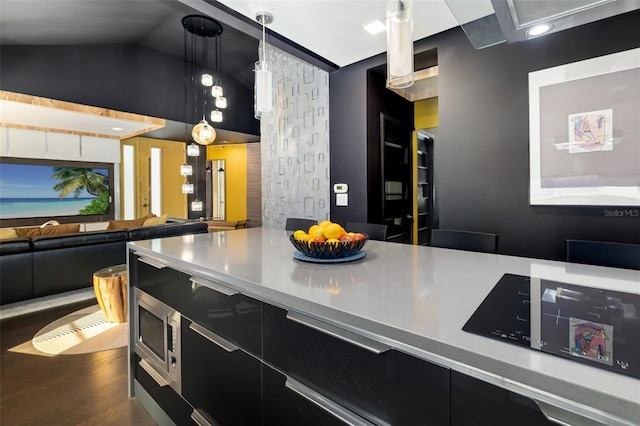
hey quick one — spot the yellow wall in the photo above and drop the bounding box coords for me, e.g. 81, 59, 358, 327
207, 144, 247, 221
415, 97, 439, 129
121, 137, 187, 219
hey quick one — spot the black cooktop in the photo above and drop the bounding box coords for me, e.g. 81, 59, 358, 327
463, 274, 640, 379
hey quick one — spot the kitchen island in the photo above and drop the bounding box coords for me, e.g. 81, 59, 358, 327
127, 228, 639, 425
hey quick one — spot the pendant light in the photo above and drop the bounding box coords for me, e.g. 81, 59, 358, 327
254, 11, 273, 120
182, 15, 225, 145
386, 0, 414, 89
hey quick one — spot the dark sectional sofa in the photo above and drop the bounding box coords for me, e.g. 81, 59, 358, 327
0, 220, 208, 305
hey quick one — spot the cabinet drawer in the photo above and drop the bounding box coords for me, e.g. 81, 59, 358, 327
131, 253, 182, 311
262, 363, 349, 426
180, 275, 261, 356
134, 354, 195, 426
181, 319, 261, 425
263, 304, 450, 425
451, 371, 555, 426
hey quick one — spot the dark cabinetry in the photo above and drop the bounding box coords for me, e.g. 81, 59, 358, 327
181, 318, 262, 425
134, 353, 195, 425
416, 133, 433, 245
263, 304, 450, 425
451, 371, 555, 426
380, 113, 413, 244
130, 252, 183, 311
179, 275, 262, 356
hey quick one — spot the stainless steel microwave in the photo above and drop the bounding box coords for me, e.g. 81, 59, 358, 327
134, 288, 181, 394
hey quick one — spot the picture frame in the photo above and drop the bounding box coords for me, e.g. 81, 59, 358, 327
529, 47, 640, 206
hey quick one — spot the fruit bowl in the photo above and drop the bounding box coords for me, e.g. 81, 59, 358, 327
289, 234, 368, 259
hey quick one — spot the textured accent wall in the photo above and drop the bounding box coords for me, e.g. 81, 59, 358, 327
260, 42, 330, 229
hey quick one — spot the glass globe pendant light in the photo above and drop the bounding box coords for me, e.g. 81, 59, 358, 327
192, 118, 216, 145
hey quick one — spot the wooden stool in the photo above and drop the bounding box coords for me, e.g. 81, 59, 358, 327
93, 264, 128, 323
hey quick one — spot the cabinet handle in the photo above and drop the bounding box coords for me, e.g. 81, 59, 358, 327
138, 359, 169, 387
190, 276, 239, 296
285, 377, 380, 426
189, 322, 239, 353
191, 408, 215, 426
135, 253, 167, 269
286, 311, 390, 354
534, 400, 615, 426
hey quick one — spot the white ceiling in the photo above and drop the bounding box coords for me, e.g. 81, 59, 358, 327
217, 0, 466, 67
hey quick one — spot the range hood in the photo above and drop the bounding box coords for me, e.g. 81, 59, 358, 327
445, 0, 640, 49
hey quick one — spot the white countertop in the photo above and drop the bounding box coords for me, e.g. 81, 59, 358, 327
129, 228, 640, 425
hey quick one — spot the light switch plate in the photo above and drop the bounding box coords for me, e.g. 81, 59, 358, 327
336, 193, 348, 206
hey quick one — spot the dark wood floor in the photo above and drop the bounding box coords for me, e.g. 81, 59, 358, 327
1, 300, 156, 426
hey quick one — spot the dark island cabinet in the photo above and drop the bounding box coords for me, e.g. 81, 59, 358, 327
262, 364, 350, 425
451, 371, 555, 426
262, 303, 451, 425
133, 353, 196, 425
179, 274, 262, 357
130, 252, 184, 311
181, 318, 262, 425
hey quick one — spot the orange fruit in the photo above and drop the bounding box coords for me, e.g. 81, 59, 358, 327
324, 223, 345, 240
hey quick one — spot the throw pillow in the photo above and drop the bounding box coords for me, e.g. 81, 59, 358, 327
15, 224, 81, 238
0, 228, 19, 240
106, 213, 155, 230
143, 214, 168, 227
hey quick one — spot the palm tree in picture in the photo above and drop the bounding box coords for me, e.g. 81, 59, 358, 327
50, 167, 109, 215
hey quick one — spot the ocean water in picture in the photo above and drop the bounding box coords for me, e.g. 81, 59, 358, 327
0, 198, 96, 219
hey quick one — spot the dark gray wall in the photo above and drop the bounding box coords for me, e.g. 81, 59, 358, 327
330, 10, 640, 261
0, 44, 259, 136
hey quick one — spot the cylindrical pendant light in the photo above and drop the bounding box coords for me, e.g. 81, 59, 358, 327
254, 12, 273, 120
386, 0, 414, 89
191, 199, 203, 211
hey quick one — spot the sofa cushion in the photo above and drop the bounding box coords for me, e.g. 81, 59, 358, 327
128, 221, 209, 241
143, 213, 168, 226
0, 237, 34, 255
15, 223, 80, 238
31, 229, 128, 251
106, 213, 155, 230
0, 228, 19, 240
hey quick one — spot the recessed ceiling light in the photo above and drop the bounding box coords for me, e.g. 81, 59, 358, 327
526, 23, 553, 37
363, 20, 386, 35
112, 127, 124, 131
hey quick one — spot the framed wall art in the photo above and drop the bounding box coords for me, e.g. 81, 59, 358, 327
529, 47, 640, 206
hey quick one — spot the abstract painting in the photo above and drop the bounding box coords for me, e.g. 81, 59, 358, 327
529, 47, 640, 206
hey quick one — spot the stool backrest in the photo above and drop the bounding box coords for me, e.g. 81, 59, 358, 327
285, 218, 317, 231
345, 222, 388, 241
566, 239, 640, 270
431, 229, 498, 253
